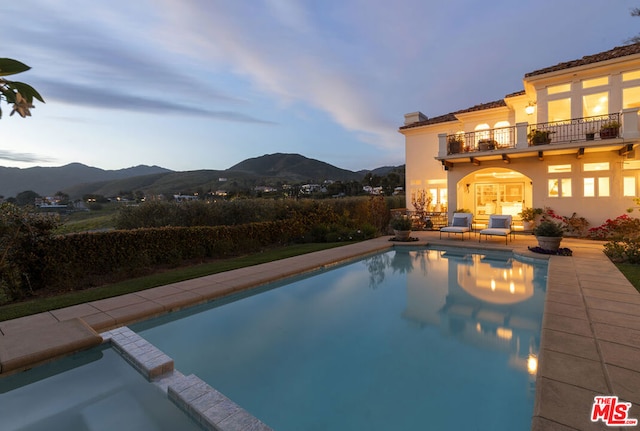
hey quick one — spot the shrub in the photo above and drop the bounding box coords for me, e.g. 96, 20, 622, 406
588, 214, 640, 240
0, 203, 60, 301
533, 221, 564, 237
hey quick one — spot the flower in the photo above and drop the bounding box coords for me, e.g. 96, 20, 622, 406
10, 92, 34, 118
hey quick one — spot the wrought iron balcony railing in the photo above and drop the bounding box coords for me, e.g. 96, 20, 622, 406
445, 113, 623, 155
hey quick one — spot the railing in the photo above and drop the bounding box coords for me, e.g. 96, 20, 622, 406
447, 126, 516, 155
528, 113, 620, 144
445, 113, 623, 155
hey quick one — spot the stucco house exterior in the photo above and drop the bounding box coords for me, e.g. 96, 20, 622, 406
399, 43, 640, 230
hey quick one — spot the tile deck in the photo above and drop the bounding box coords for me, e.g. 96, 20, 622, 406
1, 231, 639, 430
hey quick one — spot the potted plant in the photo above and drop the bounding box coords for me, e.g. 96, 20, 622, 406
600, 121, 620, 139
528, 129, 554, 146
478, 139, 497, 151
519, 207, 543, 231
447, 135, 464, 154
391, 215, 413, 241
586, 130, 596, 141
532, 220, 564, 252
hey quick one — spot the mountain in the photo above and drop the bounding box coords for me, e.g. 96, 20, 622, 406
0, 163, 172, 198
0, 154, 404, 199
228, 153, 363, 182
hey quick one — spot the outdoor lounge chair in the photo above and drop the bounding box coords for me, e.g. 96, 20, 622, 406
479, 215, 513, 244
440, 212, 473, 240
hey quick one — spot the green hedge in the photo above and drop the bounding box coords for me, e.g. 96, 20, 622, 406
1, 196, 403, 303
39, 220, 307, 291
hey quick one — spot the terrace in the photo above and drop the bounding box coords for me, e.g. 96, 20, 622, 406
438, 109, 639, 167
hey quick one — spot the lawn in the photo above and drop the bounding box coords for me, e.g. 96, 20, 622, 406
616, 262, 640, 293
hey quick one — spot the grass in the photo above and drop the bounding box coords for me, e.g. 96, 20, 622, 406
615, 262, 640, 293
0, 242, 351, 322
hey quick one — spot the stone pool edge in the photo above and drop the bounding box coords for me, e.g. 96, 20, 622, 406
102, 326, 272, 431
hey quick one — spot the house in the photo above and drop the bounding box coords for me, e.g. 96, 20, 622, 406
399, 43, 640, 229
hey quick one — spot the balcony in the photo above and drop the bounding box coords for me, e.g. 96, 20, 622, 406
438, 108, 640, 165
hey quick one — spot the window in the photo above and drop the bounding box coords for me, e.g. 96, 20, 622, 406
548, 98, 571, 122
475, 124, 490, 144
548, 83, 571, 95
623, 87, 640, 109
624, 176, 636, 196
548, 164, 572, 173
561, 178, 572, 197
584, 177, 610, 197
584, 162, 610, 171
548, 178, 571, 197
599, 177, 610, 197
584, 178, 595, 197
582, 92, 608, 117
582, 77, 608, 88
623, 70, 640, 81
493, 121, 511, 146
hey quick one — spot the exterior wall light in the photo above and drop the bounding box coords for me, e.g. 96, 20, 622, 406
525, 102, 536, 115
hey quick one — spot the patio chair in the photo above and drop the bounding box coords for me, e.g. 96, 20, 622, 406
479, 215, 513, 245
440, 212, 473, 240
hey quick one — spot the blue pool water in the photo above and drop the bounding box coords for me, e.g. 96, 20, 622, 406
0, 346, 201, 431
135, 247, 547, 431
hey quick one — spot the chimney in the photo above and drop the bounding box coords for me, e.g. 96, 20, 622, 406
404, 111, 428, 125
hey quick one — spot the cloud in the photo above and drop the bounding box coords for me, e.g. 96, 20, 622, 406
153, 1, 405, 149
0, 149, 54, 163
36, 79, 275, 124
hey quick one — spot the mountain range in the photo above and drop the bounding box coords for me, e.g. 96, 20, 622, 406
0, 153, 403, 199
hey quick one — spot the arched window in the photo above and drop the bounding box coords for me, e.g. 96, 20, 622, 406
475, 124, 490, 147
493, 121, 511, 147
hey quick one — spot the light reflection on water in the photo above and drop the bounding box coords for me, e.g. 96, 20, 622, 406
136, 246, 547, 431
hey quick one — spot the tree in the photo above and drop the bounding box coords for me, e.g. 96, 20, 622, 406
626, 8, 640, 44
0, 58, 44, 118
15, 190, 40, 206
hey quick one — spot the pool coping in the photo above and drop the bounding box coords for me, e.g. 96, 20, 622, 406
1, 232, 639, 430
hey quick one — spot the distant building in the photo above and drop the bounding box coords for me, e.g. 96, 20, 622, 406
173, 194, 199, 202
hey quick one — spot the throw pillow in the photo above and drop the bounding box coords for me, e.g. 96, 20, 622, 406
490, 217, 507, 229
452, 217, 467, 227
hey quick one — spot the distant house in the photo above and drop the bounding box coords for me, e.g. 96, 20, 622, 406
400, 43, 640, 227
173, 194, 199, 202
300, 184, 323, 194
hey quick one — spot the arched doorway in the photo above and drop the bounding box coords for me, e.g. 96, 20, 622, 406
457, 168, 533, 227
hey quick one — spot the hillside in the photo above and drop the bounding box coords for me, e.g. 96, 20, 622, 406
1, 154, 403, 199
0, 163, 172, 198
229, 153, 363, 182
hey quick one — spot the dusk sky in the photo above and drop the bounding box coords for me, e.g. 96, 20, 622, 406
1, 1, 638, 172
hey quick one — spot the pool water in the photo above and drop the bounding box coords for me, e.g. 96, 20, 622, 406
0, 346, 202, 431
135, 247, 547, 431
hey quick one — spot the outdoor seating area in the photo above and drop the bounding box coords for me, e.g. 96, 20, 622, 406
478, 214, 513, 245
439, 212, 473, 240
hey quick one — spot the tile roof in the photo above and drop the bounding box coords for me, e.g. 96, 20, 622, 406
399, 99, 508, 130
525, 42, 640, 78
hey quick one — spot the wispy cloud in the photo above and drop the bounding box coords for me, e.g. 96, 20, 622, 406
0, 150, 54, 164
37, 79, 275, 124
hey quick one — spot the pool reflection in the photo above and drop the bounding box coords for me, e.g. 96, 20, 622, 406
379, 247, 545, 388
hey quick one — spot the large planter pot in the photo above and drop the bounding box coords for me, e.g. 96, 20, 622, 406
600, 127, 619, 139
394, 229, 412, 241
523, 220, 535, 231
536, 236, 562, 252
448, 141, 462, 154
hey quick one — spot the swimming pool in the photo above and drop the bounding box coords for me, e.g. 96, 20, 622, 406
0, 345, 202, 431
134, 246, 547, 430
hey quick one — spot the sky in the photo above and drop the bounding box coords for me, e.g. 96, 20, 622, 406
0, 1, 638, 173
